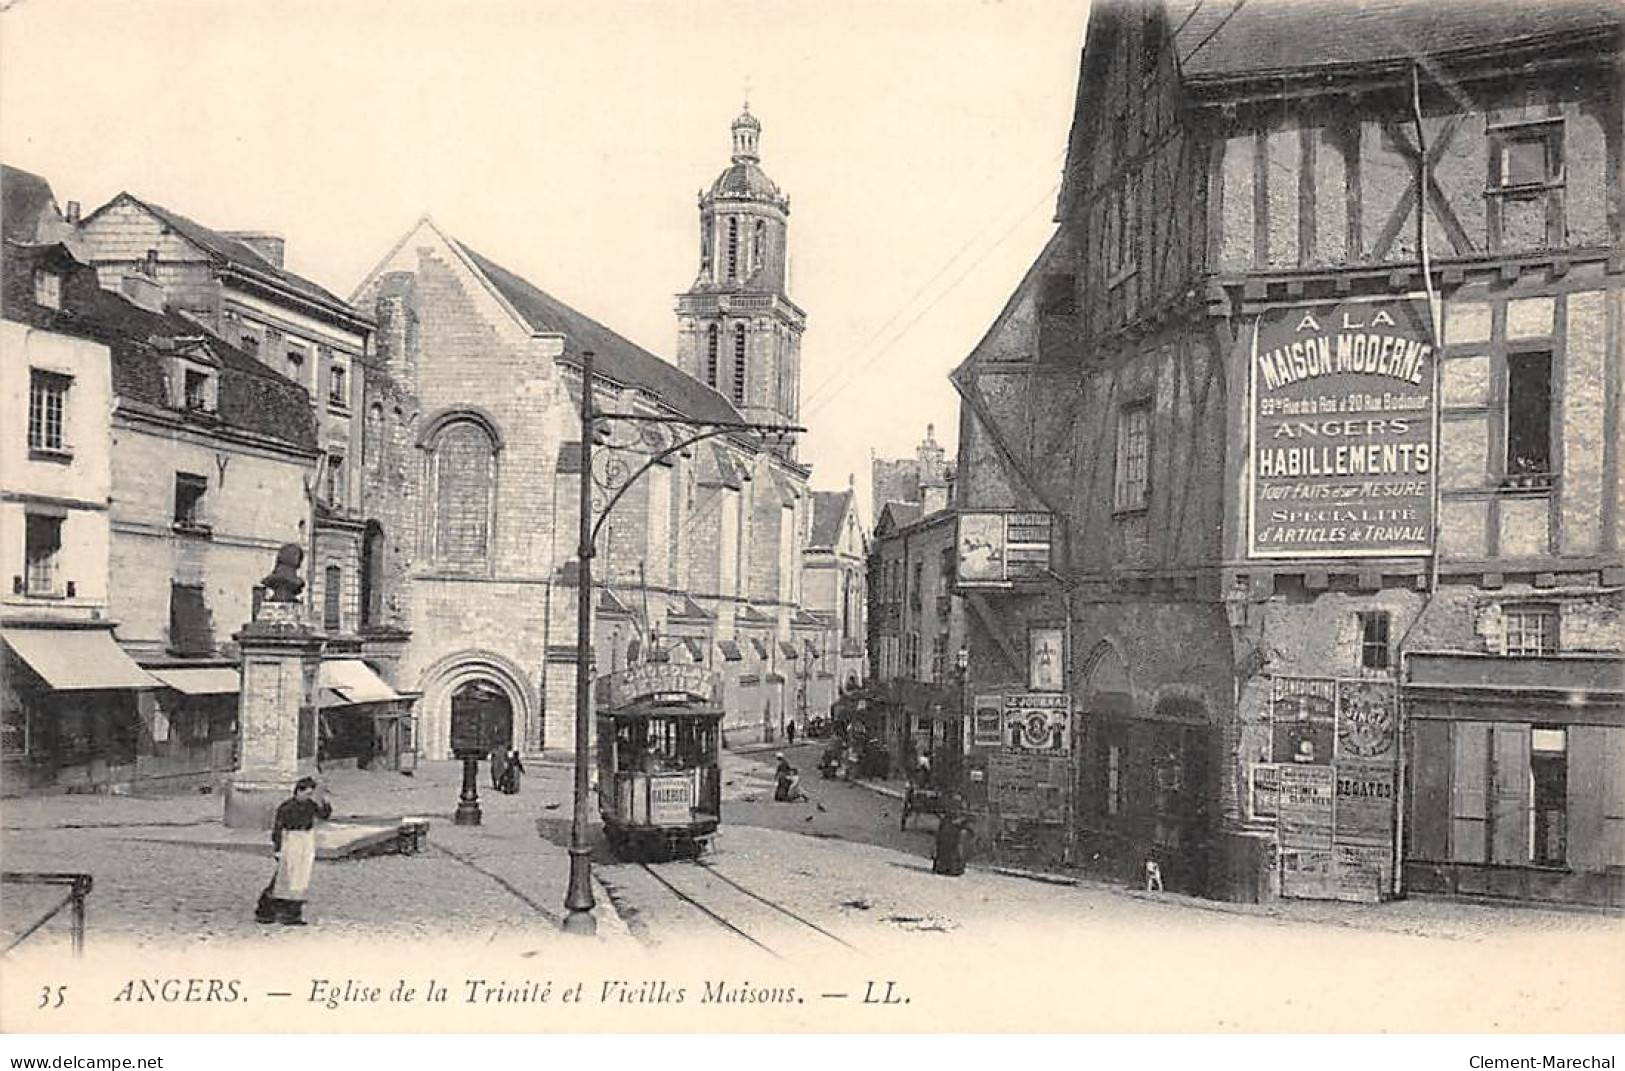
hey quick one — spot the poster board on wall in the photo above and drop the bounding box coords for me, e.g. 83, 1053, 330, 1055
972, 694, 1003, 748
1003, 693, 1070, 755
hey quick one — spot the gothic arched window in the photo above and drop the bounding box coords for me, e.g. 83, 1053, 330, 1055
706, 325, 719, 388
426, 415, 498, 568
732, 324, 747, 406
727, 218, 739, 280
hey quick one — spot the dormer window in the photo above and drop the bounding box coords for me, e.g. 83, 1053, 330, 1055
33, 269, 61, 310
184, 369, 210, 411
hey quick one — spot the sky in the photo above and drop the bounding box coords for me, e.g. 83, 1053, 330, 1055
0, 0, 1088, 526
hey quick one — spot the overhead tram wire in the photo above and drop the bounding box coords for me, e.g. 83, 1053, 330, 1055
1177, 0, 1247, 70
800, 174, 1063, 423
798, 147, 1069, 414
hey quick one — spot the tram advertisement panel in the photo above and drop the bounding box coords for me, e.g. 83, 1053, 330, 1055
649, 774, 694, 825
1248, 297, 1436, 558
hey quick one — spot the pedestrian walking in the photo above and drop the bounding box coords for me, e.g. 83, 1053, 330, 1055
255, 776, 332, 926
786, 720, 797, 746
933, 800, 972, 877
496, 748, 525, 795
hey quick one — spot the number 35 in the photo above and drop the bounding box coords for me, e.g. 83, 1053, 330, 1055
38, 985, 66, 1009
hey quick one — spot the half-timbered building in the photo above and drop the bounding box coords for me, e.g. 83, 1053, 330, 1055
953, 0, 1622, 906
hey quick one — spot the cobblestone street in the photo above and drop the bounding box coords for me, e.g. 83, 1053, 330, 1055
2, 748, 1623, 1031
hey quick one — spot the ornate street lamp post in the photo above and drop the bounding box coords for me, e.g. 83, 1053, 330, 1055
560, 350, 804, 935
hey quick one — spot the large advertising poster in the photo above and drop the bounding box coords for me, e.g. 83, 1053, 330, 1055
1003, 694, 1070, 755
1248, 297, 1436, 558
956, 512, 1053, 585
1270, 676, 1336, 765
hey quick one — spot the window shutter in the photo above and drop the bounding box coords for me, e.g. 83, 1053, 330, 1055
1408, 719, 1451, 862
1489, 724, 1531, 865
1449, 721, 1490, 863
1566, 726, 1623, 870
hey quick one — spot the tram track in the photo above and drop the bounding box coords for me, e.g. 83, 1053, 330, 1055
637, 858, 859, 960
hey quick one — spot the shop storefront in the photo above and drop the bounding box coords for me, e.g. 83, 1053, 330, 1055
1404, 653, 1623, 908
1, 624, 159, 794
318, 659, 417, 771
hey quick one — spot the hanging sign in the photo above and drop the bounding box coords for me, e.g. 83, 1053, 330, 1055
1248, 297, 1436, 558
957, 512, 1053, 586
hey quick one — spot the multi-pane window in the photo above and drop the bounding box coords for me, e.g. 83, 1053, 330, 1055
27, 370, 69, 453
174, 473, 207, 528
1504, 605, 1558, 656
1505, 351, 1552, 483
33, 269, 61, 309
1487, 121, 1564, 251
323, 565, 342, 632
24, 514, 62, 595
432, 420, 495, 567
706, 325, 719, 388
731, 325, 746, 406
1114, 404, 1150, 512
911, 561, 923, 609
727, 217, 739, 280
1359, 611, 1391, 670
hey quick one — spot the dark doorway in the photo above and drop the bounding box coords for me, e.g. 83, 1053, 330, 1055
451, 679, 513, 754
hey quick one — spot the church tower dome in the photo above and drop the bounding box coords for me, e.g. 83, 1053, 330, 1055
675, 106, 807, 457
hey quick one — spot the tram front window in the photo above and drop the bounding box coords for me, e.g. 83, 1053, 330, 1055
613, 716, 715, 774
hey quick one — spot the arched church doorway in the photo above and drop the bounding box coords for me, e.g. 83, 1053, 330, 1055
451, 679, 513, 755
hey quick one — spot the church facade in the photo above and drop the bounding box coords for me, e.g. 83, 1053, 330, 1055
351, 109, 830, 757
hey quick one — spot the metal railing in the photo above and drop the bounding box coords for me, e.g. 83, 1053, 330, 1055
3, 872, 92, 957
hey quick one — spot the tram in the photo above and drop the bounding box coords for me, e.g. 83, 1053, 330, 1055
594, 663, 723, 860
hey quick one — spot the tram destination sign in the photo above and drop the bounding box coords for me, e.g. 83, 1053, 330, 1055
1248, 297, 1436, 559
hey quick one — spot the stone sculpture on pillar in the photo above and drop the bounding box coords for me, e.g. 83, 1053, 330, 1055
224, 543, 326, 829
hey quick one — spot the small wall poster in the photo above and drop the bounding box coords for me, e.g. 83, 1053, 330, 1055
1028, 627, 1065, 692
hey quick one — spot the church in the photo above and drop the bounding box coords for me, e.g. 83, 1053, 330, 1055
351, 108, 829, 758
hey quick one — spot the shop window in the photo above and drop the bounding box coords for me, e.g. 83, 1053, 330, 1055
27, 369, 70, 455
1, 702, 30, 759
1530, 727, 1567, 866
1504, 605, 1558, 656
1448, 722, 1566, 866
173, 472, 208, 531
24, 513, 63, 596
1504, 351, 1552, 487
1114, 404, 1150, 512
1487, 121, 1563, 251
1359, 611, 1391, 670
33, 268, 61, 310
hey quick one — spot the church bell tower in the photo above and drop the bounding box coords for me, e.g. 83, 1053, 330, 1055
675, 105, 806, 457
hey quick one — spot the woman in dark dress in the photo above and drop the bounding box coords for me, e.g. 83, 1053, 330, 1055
256, 777, 332, 925
497, 749, 525, 795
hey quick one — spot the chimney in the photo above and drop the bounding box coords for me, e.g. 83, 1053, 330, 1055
121, 271, 166, 315
921, 480, 949, 516
223, 231, 285, 269
64, 201, 81, 225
